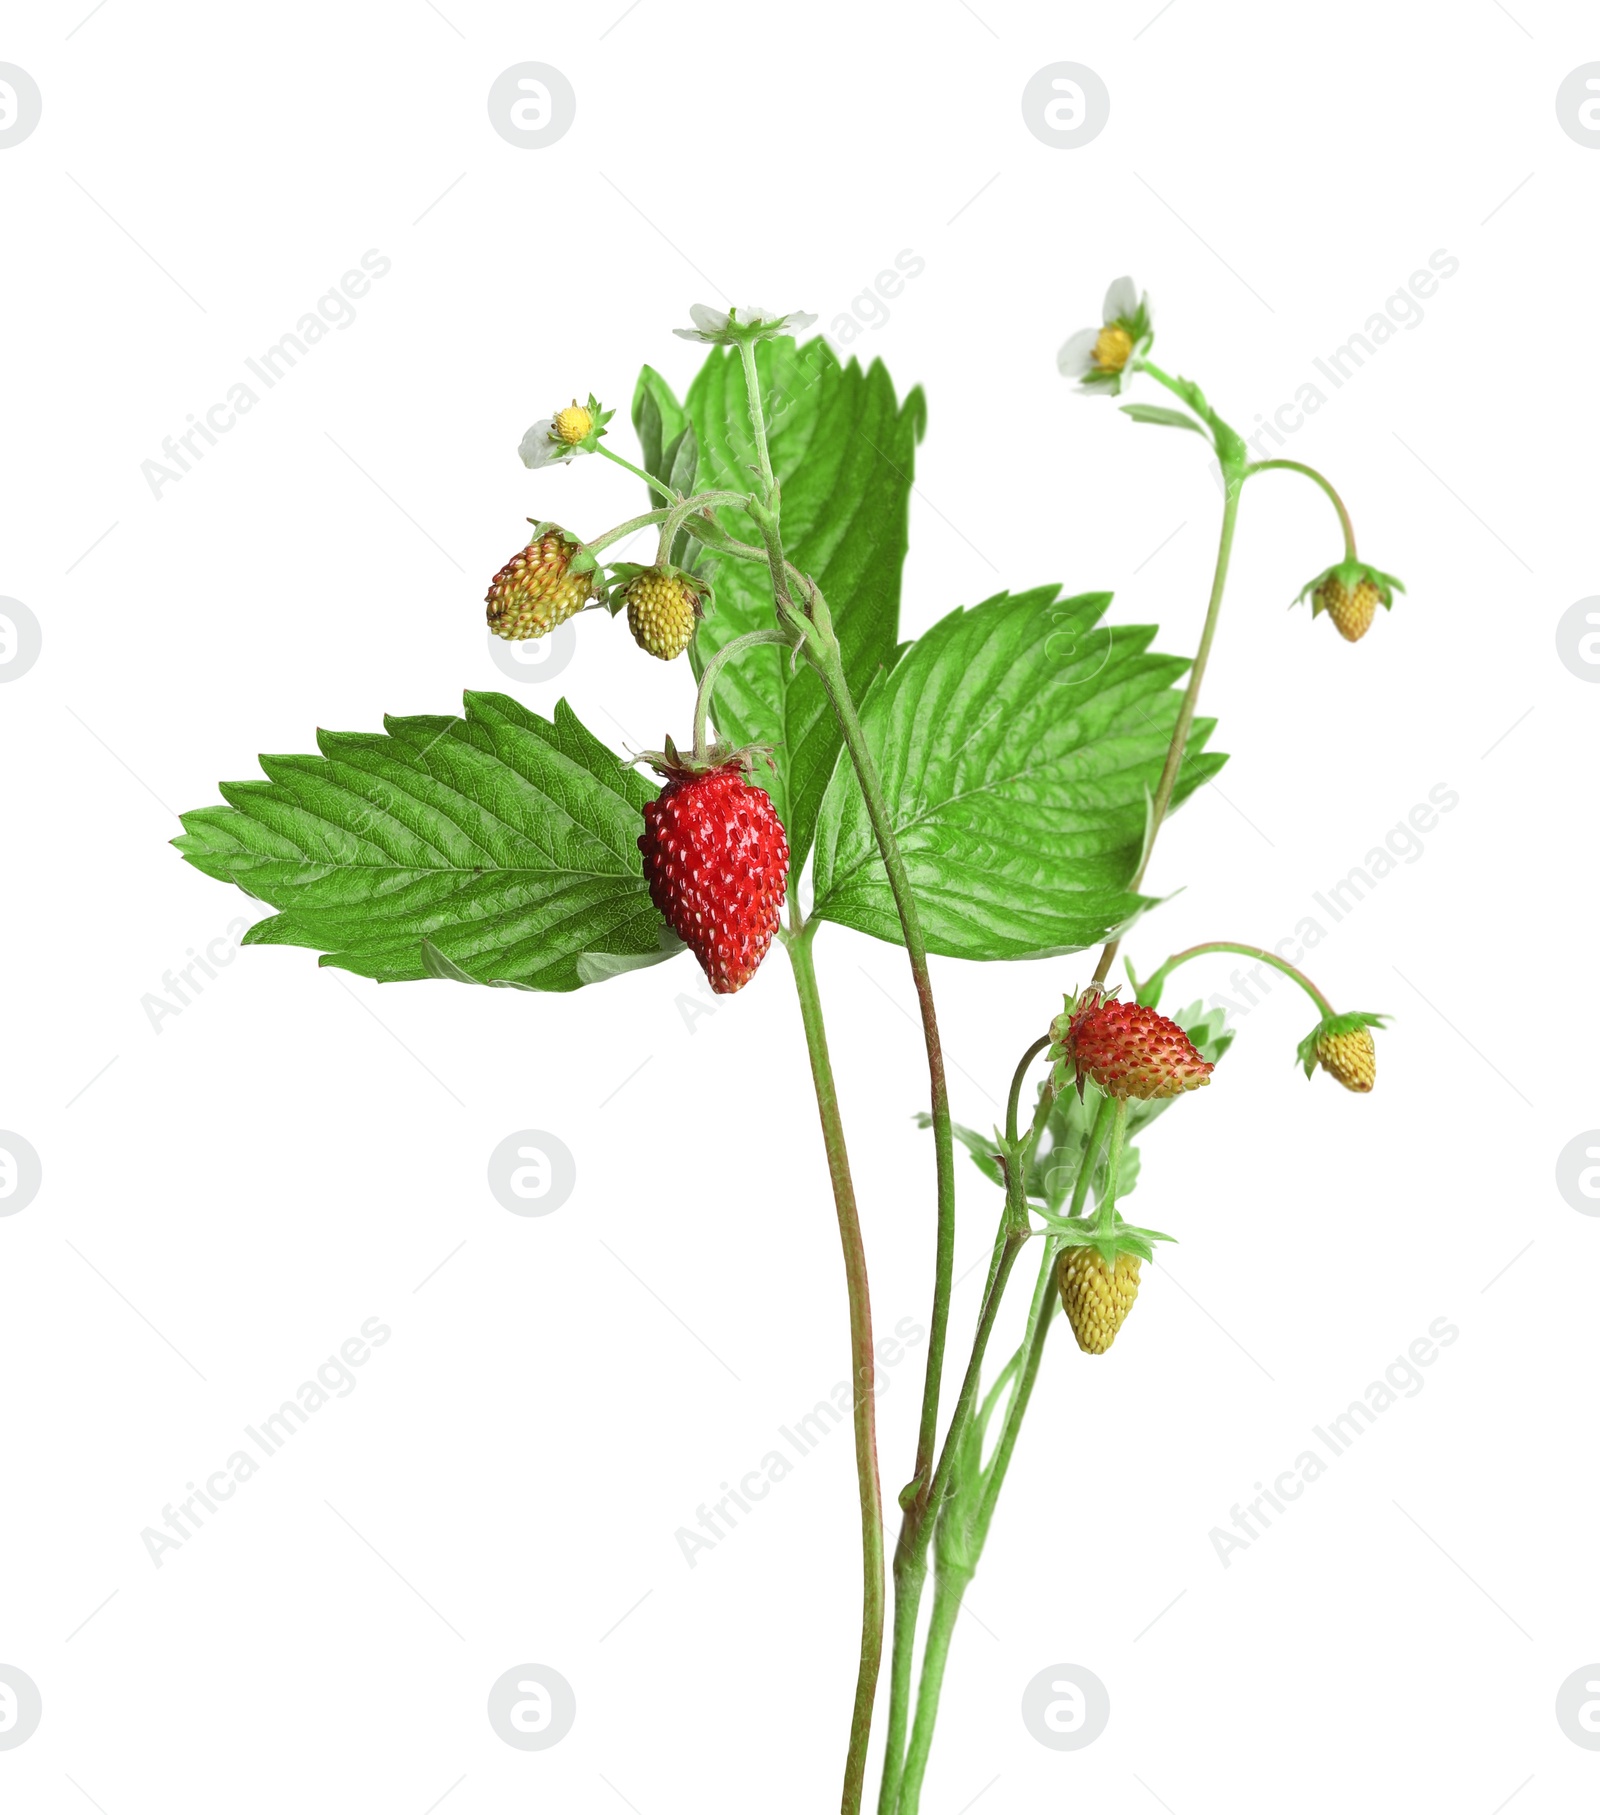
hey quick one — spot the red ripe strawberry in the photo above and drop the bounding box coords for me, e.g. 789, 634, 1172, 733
638, 746, 789, 995
1052, 985, 1213, 1100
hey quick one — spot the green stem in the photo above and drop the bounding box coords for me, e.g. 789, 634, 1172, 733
973, 1092, 1114, 1547
656, 488, 750, 568
788, 916, 884, 1815
814, 644, 957, 1516
732, 341, 957, 1815
738, 339, 776, 497
893, 1075, 1052, 1814
1006, 1035, 1052, 1148
585, 509, 671, 556
690, 627, 794, 761
1093, 465, 1242, 985
1094, 1098, 1130, 1232
597, 443, 677, 501
895, 1570, 969, 1815
1138, 941, 1336, 1017
1245, 458, 1358, 560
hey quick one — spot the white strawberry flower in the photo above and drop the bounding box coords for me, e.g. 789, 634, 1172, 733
518, 394, 611, 469
1056, 277, 1154, 397
673, 303, 818, 345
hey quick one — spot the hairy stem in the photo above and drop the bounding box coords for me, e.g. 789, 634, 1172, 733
1093, 470, 1241, 985
895, 1569, 969, 1815
788, 916, 884, 1815
1245, 457, 1358, 560
814, 645, 958, 1516
892, 1062, 1054, 1812
597, 442, 677, 500
1138, 940, 1336, 1017
731, 342, 957, 1815
690, 627, 793, 761
1006, 1035, 1052, 1147
586, 509, 671, 556
974, 1093, 1114, 1548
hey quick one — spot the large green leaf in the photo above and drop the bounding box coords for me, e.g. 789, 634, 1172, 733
637, 338, 924, 870
811, 587, 1226, 960
172, 692, 673, 991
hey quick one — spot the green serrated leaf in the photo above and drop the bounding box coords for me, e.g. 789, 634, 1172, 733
681, 337, 925, 870
173, 693, 672, 991
631, 365, 689, 503
811, 588, 1226, 959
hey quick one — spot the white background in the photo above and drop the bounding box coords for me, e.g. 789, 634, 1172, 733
2, 2, 1596, 1810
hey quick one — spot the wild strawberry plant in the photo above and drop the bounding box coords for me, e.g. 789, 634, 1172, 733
175, 286, 1399, 1814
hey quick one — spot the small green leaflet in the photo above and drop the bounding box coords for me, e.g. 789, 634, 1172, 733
1120, 403, 1207, 436
811, 587, 1226, 960
633, 339, 925, 871
172, 692, 674, 991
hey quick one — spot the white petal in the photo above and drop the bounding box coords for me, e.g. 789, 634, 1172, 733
518, 420, 559, 468
1102, 275, 1138, 322
782, 309, 818, 330
689, 302, 731, 334
1056, 327, 1098, 378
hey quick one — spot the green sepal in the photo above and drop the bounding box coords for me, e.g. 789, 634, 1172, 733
1034, 1208, 1175, 1267
1296, 1009, 1390, 1078
1295, 559, 1405, 613
568, 394, 616, 456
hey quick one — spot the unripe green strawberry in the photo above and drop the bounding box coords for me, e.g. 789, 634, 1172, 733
1295, 559, 1403, 645
623, 567, 700, 662
1316, 1026, 1376, 1092
1297, 1009, 1387, 1092
486, 527, 594, 642
1058, 1247, 1142, 1354
1314, 574, 1380, 643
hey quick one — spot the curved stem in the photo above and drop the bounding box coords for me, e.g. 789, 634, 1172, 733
690, 627, 793, 761
1245, 458, 1358, 560
656, 488, 751, 567
1139, 941, 1336, 1017
585, 509, 671, 556
597, 443, 677, 500
788, 916, 884, 1815
1005, 1035, 1052, 1148
1093, 472, 1241, 985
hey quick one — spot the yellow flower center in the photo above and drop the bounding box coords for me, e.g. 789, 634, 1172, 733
1092, 325, 1133, 373
553, 403, 593, 445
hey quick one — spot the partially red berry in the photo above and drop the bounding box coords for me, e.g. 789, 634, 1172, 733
638, 757, 789, 995
485, 527, 593, 642
1052, 986, 1213, 1100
